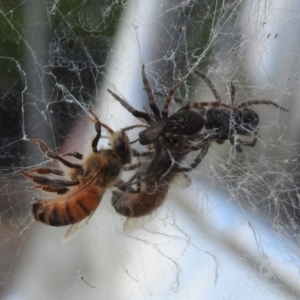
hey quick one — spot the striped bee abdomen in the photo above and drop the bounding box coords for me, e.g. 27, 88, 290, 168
32, 186, 104, 226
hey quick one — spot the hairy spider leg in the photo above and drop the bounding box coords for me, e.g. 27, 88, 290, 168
177, 143, 210, 172
179, 101, 243, 112
230, 82, 236, 105
237, 100, 288, 111
141, 64, 161, 121
107, 89, 153, 124
192, 69, 221, 102
161, 80, 184, 118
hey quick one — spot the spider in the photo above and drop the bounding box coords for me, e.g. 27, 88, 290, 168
107, 64, 242, 172
190, 69, 289, 152
112, 141, 211, 218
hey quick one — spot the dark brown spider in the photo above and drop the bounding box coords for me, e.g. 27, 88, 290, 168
112, 141, 211, 218
191, 69, 289, 152
107, 65, 241, 171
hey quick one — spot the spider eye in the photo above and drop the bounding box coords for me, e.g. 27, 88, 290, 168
139, 131, 148, 145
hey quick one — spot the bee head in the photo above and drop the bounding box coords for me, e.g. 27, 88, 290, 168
110, 131, 131, 164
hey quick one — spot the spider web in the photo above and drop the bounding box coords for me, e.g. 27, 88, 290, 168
0, 0, 300, 299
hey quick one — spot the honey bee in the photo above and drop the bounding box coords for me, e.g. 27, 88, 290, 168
21, 110, 145, 240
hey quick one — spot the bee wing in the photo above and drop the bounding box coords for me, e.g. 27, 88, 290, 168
122, 174, 189, 232
62, 212, 94, 242
123, 205, 163, 232
170, 172, 191, 189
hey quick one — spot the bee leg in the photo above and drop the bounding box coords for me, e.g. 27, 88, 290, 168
61, 151, 83, 160
29, 185, 69, 194
91, 118, 102, 153
30, 139, 83, 170
22, 167, 64, 176
20, 170, 79, 194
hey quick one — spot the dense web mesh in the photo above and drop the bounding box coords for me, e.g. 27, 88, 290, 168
0, 0, 299, 299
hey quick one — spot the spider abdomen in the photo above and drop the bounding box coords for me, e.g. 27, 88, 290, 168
205, 107, 231, 140
164, 110, 206, 135
234, 108, 259, 135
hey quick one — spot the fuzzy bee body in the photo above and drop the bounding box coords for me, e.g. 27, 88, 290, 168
32, 150, 123, 226
21, 110, 143, 239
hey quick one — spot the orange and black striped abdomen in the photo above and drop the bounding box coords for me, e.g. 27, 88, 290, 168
32, 185, 104, 226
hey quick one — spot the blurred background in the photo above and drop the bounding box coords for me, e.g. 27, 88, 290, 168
1, 0, 300, 299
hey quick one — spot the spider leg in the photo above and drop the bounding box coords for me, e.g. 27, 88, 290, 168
153, 90, 183, 104
238, 137, 258, 146
172, 138, 214, 152
236, 136, 258, 148
161, 131, 216, 156
179, 102, 242, 112
141, 64, 161, 121
229, 133, 258, 152
118, 144, 164, 188
107, 88, 153, 124
237, 100, 288, 111
188, 144, 210, 170
161, 80, 184, 119
146, 143, 163, 173
177, 144, 210, 172
230, 82, 236, 105
193, 69, 221, 102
